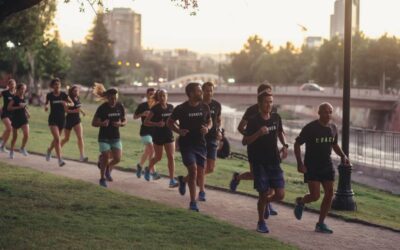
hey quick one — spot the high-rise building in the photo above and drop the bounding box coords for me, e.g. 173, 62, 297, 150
305, 36, 324, 48
330, 0, 360, 39
103, 8, 141, 58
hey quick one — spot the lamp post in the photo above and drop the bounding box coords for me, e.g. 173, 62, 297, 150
6, 41, 16, 77
332, 0, 356, 211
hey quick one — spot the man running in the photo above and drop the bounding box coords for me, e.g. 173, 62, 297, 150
201, 81, 222, 201
167, 82, 211, 212
134, 88, 155, 180
230, 83, 279, 216
293, 102, 350, 234
242, 91, 288, 233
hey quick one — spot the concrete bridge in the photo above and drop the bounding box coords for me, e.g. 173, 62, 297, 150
119, 85, 400, 131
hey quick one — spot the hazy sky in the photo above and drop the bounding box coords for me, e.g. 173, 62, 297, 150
55, 0, 400, 53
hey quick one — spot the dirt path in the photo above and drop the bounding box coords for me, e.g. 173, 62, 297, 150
1, 153, 398, 250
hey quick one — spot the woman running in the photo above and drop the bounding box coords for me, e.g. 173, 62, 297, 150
144, 89, 178, 187
92, 83, 126, 188
61, 85, 88, 162
8, 83, 30, 159
0, 79, 16, 152
45, 78, 72, 167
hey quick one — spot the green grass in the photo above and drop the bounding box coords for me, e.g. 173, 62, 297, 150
0, 163, 294, 249
9, 103, 400, 230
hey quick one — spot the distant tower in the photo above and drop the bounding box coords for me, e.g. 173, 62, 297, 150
330, 0, 360, 39
103, 8, 142, 58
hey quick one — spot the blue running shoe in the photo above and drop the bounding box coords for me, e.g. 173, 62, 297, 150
152, 172, 161, 180
105, 169, 113, 182
294, 197, 304, 220
169, 178, 178, 188
198, 191, 206, 202
256, 221, 269, 233
144, 167, 150, 181
189, 201, 199, 212
269, 203, 278, 216
136, 164, 142, 178
99, 178, 107, 188
178, 176, 186, 195
315, 222, 333, 234
229, 172, 240, 192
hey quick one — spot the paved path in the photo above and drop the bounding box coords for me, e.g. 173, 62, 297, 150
1, 153, 398, 250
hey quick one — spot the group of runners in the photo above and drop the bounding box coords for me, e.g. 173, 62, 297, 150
0, 77, 350, 235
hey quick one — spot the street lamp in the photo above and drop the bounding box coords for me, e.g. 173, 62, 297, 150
331, 0, 356, 211
6, 41, 17, 77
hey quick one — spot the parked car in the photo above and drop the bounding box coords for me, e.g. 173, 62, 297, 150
300, 83, 324, 92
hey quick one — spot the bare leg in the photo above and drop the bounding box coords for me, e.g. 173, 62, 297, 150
21, 124, 29, 149
319, 181, 334, 224
164, 142, 175, 179
60, 129, 71, 147
149, 144, 163, 173
1, 118, 12, 148
73, 124, 85, 158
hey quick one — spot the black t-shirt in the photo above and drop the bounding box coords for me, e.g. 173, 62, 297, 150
170, 101, 211, 147
2, 90, 14, 113
46, 92, 69, 119
66, 97, 81, 120
11, 96, 27, 121
205, 99, 222, 141
150, 103, 174, 141
94, 102, 126, 141
295, 120, 338, 171
134, 102, 154, 136
246, 112, 283, 166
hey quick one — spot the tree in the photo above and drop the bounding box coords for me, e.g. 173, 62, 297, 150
69, 13, 117, 86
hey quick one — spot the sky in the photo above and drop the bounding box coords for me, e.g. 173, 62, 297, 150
55, 0, 400, 54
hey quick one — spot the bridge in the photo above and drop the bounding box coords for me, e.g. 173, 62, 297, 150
119, 85, 400, 131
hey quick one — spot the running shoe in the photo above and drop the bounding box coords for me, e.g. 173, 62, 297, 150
136, 164, 142, 178
80, 156, 89, 162
256, 221, 269, 233
269, 203, 278, 216
152, 172, 161, 180
189, 201, 199, 212
0, 146, 9, 153
105, 169, 113, 182
99, 178, 107, 188
229, 172, 240, 192
9, 150, 14, 159
178, 175, 186, 195
45, 149, 51, 161
20, 148, 29, 156
315, 222, 333, 234
169, 178, 179, 188
58, 159, 66, 167
294, 197, 304, 220
144, 167, 150, 181
198, 191, 206, 202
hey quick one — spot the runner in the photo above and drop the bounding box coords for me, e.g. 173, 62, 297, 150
242, 91, 288, 233
8, 83, 29, 159
0, 79, 16, 152
134, 88, 155, 180
293, 102, 350, 234
92, 83, 126, 188
202, 81, 222, 201
45, 78, 72, 167
61, 85, 88, 162
144, 89, 178, 187
230, 83, 279, 216
167, 82, 211, 212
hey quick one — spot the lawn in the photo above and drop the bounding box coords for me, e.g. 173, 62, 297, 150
7, 102, 400, 230
0, 163, 294, 249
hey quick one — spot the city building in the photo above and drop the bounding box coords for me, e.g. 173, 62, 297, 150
304, 36, 324, 48
330, 0, 360, 39
103, 8, 141, 58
